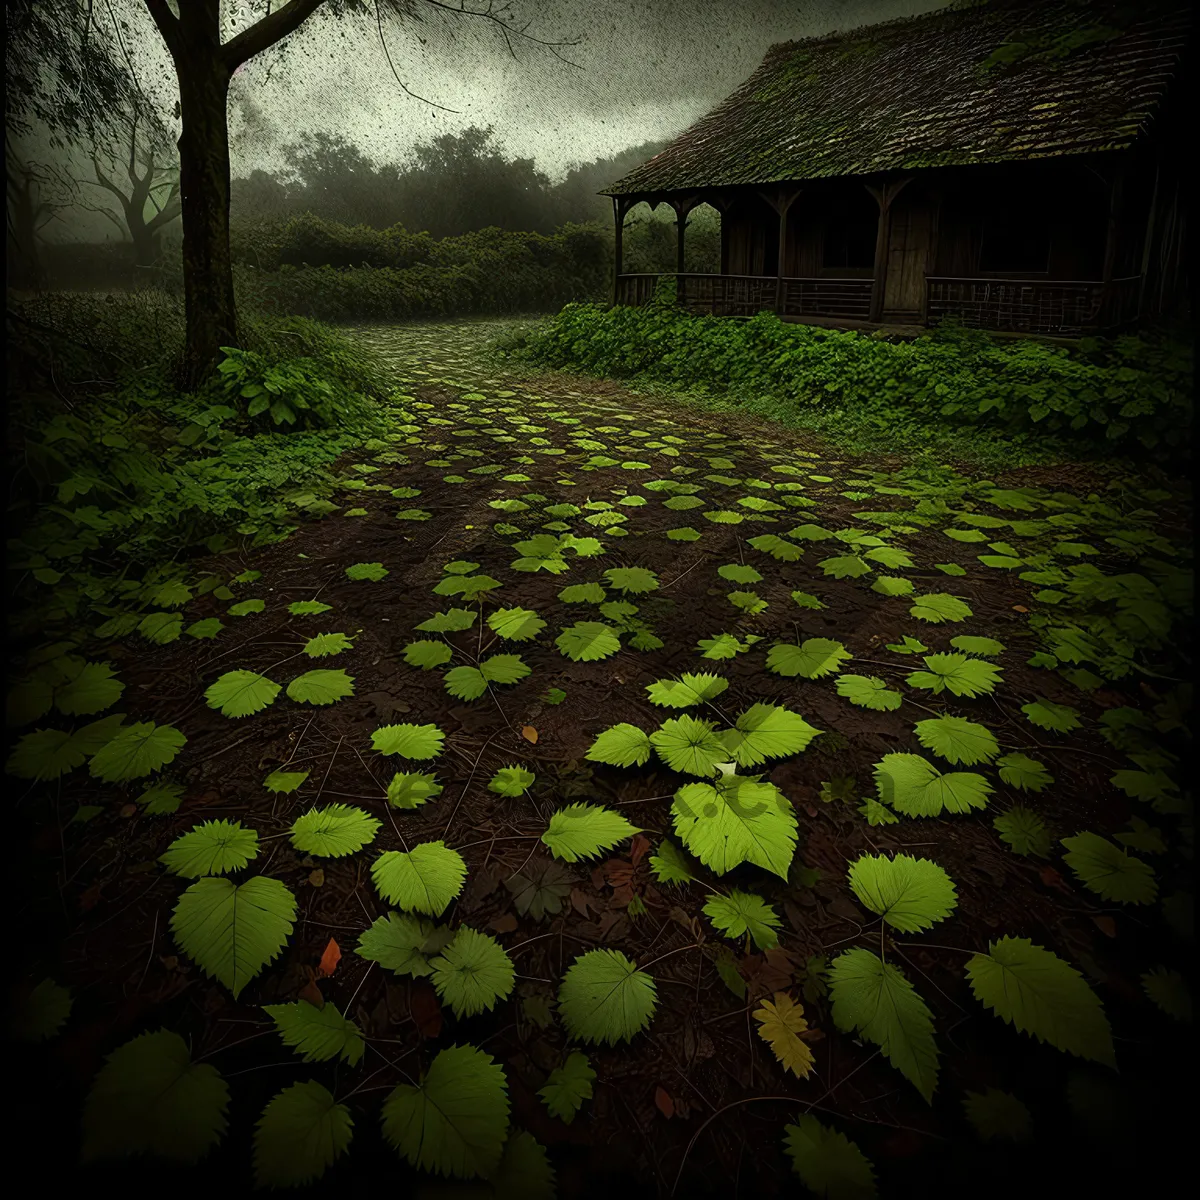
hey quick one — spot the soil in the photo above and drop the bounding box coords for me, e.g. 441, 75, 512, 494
10, 319, 1193, 1199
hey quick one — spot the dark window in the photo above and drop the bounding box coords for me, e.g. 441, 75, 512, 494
822, 207, 876, 269
978, 211, 1051, 273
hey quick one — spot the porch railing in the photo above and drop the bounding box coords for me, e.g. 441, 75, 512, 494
614, 273, 873, 320
926, 276, 1143, 337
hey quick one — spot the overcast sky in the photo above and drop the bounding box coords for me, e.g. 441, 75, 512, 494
155, 0, 947, 180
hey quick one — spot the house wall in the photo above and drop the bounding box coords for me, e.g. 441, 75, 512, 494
723, 193, 779, 275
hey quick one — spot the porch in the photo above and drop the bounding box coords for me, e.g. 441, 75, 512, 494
612, 271, 1144, 338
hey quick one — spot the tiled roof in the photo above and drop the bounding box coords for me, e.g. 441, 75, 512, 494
602, 0, 1190, 195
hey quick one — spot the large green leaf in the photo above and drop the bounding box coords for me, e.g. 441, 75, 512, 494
873, 753, 992, 817
555, 621, 621, 662
81, 1030, 229, 1164
586, 723, 653, 767
88, 721, 186, 782
646, 673, 729, 708
263, 1001, 364, 1066
289, 805, 381, 858
703, 889, 781, 950
170, 876, 296, 999
542, 803, 639, 862
430, 928, 516, 1017
1021, 698, 1081, 733
847, 853, 957, 932
993, 807, 1051, 858
371, 722, 445, 759
355, 912, 443, 978
908, 594, 973, 623
995, 753, 1054, 793
372, 841, 468, 916
650, 714, 729, 776
906, 654, 1001, 698
673, 776, 797, 878
965, 936, 1115, 1067
253, 1081, 353, 1188
962, 1089, 1032, 1144
767, 638, 852, 679
286, 669, 355, 706
538, 1052, 596, 1123
913, 716, 999, 766
380, 1044, 510, 1179
828, 948, 939, 1102
8, 977, 72, 1042
160, 820, 259, 878
835, 675, 902, 712
783, 1115, 878, 1199
53, 661, 124, 716
722, 703, 822, 766
387, 771, 443, 808
488, 607, 547, 642
204, 670, 280, 718
1060, 832, 1157, 905
558, 949, 657, 1045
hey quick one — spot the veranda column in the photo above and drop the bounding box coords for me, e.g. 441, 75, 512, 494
611, 195, 627, 307
865, 177, 912, 324
756, 185, 802, 316
669, 195, 698, 306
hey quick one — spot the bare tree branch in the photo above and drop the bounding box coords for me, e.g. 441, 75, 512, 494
418, 0, 583, 68
220, 0, 328, 70
374, 0, 460, 113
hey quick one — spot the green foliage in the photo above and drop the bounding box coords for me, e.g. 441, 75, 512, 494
205, 670, 280, 718
160, 820, 260, 878
913, 716, 999, 765
703, 889, 782, 950
1022, 698, 1081, 733
88, 720, 186, 781
963, 1089, 1032, 1143
1060, 832, 1157, 904
356, 912, 445, 978
906, 654, 1001, 697
505, 859, 572, 921
651, 714, 729, 776
431, 928, 516, 1017
873, 752, 993, 817
263, 770, 309, 794
723, 703, 822, 766
767, 637, 852, 679
81, 1030, 229, 1164
489, 765, 536, 796
542, 803, 639, 862
965, 936, 1116, 1067
286, 668, 355, 705
253, 1081, 353, 1189
648, 838, 698, 885
445, 654, 531, 700
783, 1115, 878, 1199
836, 675, 902, 712
371, 722, 445, 759
171, 876, 296, 999
381, 1044, 510, 1179
646, 672, 728, 708
1141, 968, 1192, 1022
558, 949, 657, 1044
673, 776, 797, 878
909, 594, 973, 624
488, 606, 546, 641
290, 805, 381, 857
993, 807, 1051, 857
828, 947, 939, 1102
996, 752, 1054, 792
538, 1052, 596, 1123
847, 853, 958, 932
404, 639, 454, 669
8, 977, 72, 1042
556, 620, 621, 662
586, 722, 653, 767
387, 770, 443, 808
372, 842, 468, 915
264, 1001, 365, 1066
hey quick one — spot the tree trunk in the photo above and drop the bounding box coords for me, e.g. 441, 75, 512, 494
175, 56, 235, 386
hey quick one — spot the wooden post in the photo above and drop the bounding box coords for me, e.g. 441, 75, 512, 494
670, 195, 700, 306
1101, 167, 1125, 284
864, 177, 912, 324
611, 196, 626, 306
1137, 159, 1162, 318
756, 185, 802, 315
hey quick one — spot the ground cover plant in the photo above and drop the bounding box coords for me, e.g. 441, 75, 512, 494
6, 317, 1194, 1199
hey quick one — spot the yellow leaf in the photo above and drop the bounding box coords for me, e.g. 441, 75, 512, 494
753, 991, 817, 1079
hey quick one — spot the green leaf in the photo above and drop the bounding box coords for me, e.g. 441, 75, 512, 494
1141, 968, 1192, 1022
718, 563, 763, 584
431, 928, 516, 1017
488, 607, 547, 641
906, 654, 1001, 698
703, 889, 781, 950
263, 769, 309, 794
820, 554, 871, 580
835, 675, 902, 712
648, 838, 698, 886
372, 841, 468, 915
434, 573, 502, 598
253, 1081, 353, 1189
361, 912, 449, 976
557, 582, 606, 604
8, 977, 72, 1042
204, 670, 280, 718
791, 590, 825, 610
538, 1052, 596, 1123
489, 1130, 556, 1200
371, 723, 445, 759
847, 853, 957, 932
288, 599, 332, 616
135, 781, 183, 814
697, 632, 761, 660
747, 534, 803, 562
828, 947, 939, 1102
416, 609, 477, 633
790, 523, 834, 541
963, 1088, 1032, 1143
555, 621, 621, 662
949, 635, 1005, 657
767, 638, 851, 679
489, 765, 535, 797
913, 716, 999, 766
909, 594, 973, 624
873, 753, 993, 817
1021, 698, 1081, 733
160, 819, 259, 878
886, 635, 929, 655
263, 1001, 365, 1066
542, 803, 639, 862
139, 612, 183, 643
646, 673, 729, 709
81, 1030, 229, 1164
965, 936, 1115, 1068
871, 575, 915, 597
604, 566, 659, 594
381, 1044, 510, 1179
1060, 832, 1157, 905
996, 753, 1054, 793
6, 728, 88, 781
88, 721, 186, 782
650, 714, 729, 776
345, 562, 388, 581
859, 797, 899, 827
586, 722, 652, 768
171, 876, 296, 999
302, 632, 354, 658
783, 1114, 878, 1199
228, 599, 265, 617
404, 640, 454, 669
728, 589, 768, 614
286, 669, 355, 706
993, 807, 1051, 857
723, 703, 822, 767
673, 776, 797, 878
290, 805, 381, 857
53, 662, 124, 716
558, 948, 657, 1044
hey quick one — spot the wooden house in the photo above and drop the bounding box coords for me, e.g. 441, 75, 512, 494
600, 0, 1190, 337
